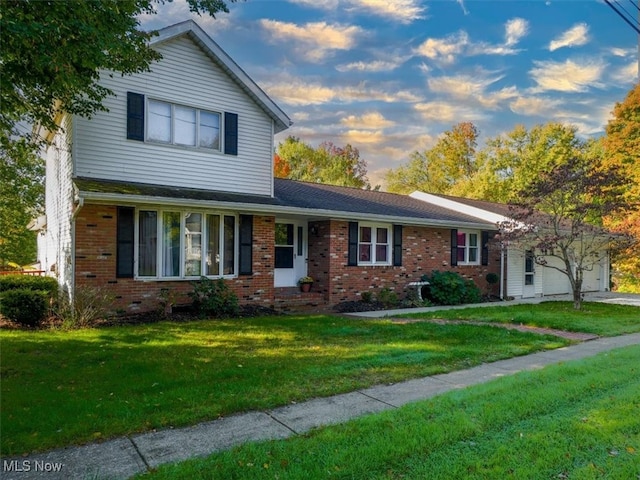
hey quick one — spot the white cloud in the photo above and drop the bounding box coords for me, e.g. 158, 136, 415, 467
348, 0, 426, 24
610, 47, 635, 57
259, 20, 362, 62
529, 59, 605, 92
509, 96, 561, 116
549, 23, 589, 51
341, 129, 386, 144
610, 61, 638, 83
341, 112, 395, 129
427, 74, 519, 109
505, 18, 529, 46
336, 58, 406, 72
289, 0, 425, 23
414, 101, 486, 122
263, 77, 422, 106
414, 31, 469, 64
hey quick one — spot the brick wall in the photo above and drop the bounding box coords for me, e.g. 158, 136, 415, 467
307, 220, 501, 305
74, 204, 275, 313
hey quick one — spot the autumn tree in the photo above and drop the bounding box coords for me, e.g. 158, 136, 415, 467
602, 83, 640, 292
275, 137, 370, 188
499, 156, 631, 310
386, 122, 479, 194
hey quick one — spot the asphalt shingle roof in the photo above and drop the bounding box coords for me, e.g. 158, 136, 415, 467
74, 177, 493, 227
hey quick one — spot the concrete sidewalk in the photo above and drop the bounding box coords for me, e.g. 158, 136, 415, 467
3, 332, 640, 480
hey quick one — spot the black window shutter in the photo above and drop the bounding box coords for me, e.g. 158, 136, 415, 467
224, 112, 238, 155
450, 229, 458, 266
481, 231, 490, 266
116, 207, 135, 278
347, 222, 358, 266
127, 92, 145, 141
239, 215, 253, 275
393, 224, 403, 266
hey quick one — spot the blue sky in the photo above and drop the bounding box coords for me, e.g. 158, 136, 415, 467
141, 0, 639, 187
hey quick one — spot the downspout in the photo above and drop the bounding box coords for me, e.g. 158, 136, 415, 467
70, 196, 84, 301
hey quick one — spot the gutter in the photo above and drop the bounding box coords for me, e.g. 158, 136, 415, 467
77, 191, 494, 231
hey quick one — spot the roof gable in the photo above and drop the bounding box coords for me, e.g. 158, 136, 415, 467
152, 20, 291, 133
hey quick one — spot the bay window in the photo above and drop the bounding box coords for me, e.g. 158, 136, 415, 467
137, 210, 236, 278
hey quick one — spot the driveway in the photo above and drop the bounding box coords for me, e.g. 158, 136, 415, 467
582, 291, 640, 307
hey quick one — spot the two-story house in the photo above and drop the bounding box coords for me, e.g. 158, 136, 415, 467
36, 20, 509, 313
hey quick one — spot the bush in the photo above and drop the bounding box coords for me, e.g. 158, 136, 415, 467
0, 275, 58, 299
189, 277, 239, 318
360, 291, 373, 303
426, 270, 482, 306
376, 287, 399, 308
55, 286, 116, 329
0, 289, 48, 327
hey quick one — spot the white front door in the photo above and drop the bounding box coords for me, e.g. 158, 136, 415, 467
274, 220, 307, 287
522, 250, 536, 298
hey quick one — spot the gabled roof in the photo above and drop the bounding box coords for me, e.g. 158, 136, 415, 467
74, 177, 494, 229
152, 20, 291, 133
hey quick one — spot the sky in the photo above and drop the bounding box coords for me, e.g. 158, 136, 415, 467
140, 0, 639, 188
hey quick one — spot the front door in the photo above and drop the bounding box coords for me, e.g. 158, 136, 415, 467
523, 249, 536, 298
274, 220, 307, 287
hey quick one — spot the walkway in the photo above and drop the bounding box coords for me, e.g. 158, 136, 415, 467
3, 331, 640, 480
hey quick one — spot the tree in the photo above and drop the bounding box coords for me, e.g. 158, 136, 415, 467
498, 156, 632, 310
452, 123, 584, 202
275, 137, 370, 188
0, 0, 233, 264
0, 138, 44, 265
386, 122, 479, 194
601, 83, 640, 292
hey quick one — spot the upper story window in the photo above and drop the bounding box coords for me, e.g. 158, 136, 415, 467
147, 99, 220, 150
358, 223, 391, 265
456, 230, 479, 265
127, 92, 238, 156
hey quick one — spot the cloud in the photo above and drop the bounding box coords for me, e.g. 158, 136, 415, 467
259, 20, 362, 62
263, 77, 422, 106
427, 73, 519, 109
456, 0, 469, 15
291, 0, 426, 24
549, 23, 589, 51
347, 0, 426, 24
414, 31, 469, 64
414, 101, 486, 122
415, 19, 527, 65
529, 59, 605, 92
609, 61, 639, 83
336, 58, 406, 73
505, 18, 529, 46
341, 112, 395, 129
341, 129, 386, 144
509, 96, 561, 116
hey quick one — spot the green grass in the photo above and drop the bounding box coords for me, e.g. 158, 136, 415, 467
1, 314, 568, 455
395, 301, 640, 336
139, 345, 640, 480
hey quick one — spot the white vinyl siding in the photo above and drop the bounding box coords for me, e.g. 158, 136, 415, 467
40, 115, 75, 293
73, 36, 274, 195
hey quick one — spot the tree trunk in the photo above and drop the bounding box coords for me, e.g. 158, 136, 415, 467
572, 279, 583, 310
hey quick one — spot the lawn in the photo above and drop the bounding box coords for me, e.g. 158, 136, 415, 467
1, 313, 568, 455
140, 345, 640, 479
395, 301, 640, 336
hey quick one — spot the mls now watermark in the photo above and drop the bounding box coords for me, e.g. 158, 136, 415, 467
3, 460, 64, 473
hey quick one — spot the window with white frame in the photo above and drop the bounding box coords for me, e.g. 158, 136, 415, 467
147, 99, 220, 150
137, 210, 236, 278
456, 230, 480, 265
358, 224, 390, 265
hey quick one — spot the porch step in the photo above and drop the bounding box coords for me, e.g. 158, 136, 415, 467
274, 287, 326, 313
